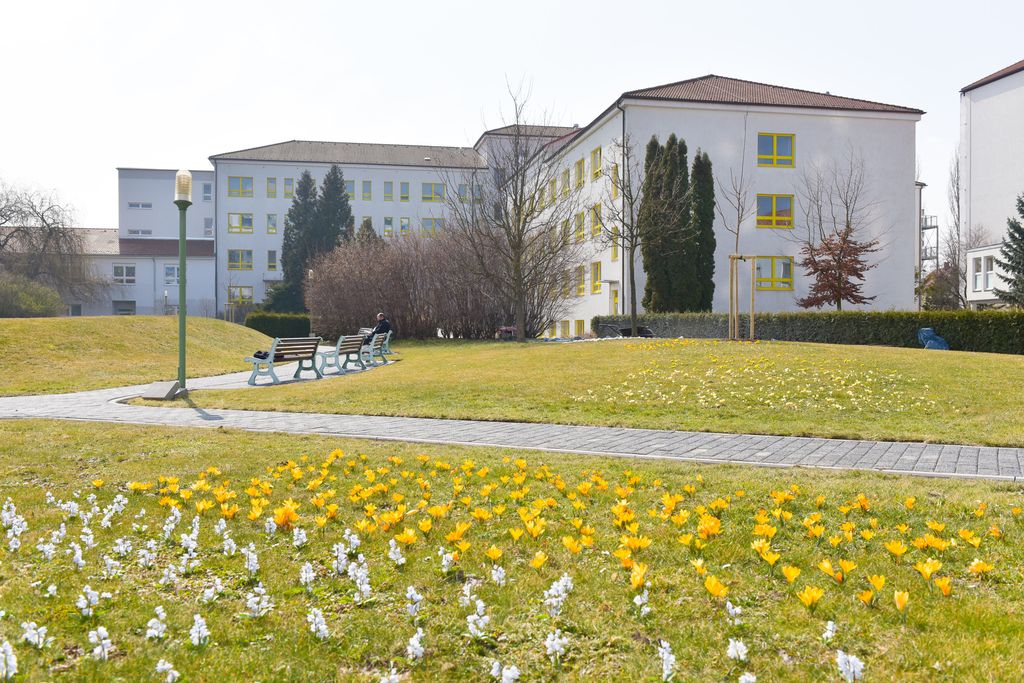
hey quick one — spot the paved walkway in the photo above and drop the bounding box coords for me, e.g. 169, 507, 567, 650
1, 364, 1021, 481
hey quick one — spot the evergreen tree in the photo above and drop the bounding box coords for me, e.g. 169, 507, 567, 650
639, 136, 667, 311
355, 217, 382, 244
690, 150, 716, 311
265, 170, 318, 312
316, 165, 352, 250
666, 136, 695, 311
994, 193, 1024, 307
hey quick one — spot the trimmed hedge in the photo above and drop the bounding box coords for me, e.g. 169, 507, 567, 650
593, 310, 1024, 355
244, 311, 311, 339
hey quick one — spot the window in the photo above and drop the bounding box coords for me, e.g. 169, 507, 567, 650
591, 147, 602, 180
163, 264, 179, 285
264, 177, 276, 198
203, 217, 214, 237
362, 180, 372, 201
574, 158, 585, 188
757, 133, 795, 168
591, 261, 602, 294
228, 249, 253, 270
400, 182, 410, 202
422, 217, 444, 236
755, 256, 794, 291
473, 184, 484, 203
561, 219, 571, 245
756, 194, 794, 229
548, 179, 557, 206
284, 178, 294, 198
228, 213, 253, 233
972, 257, 983, 291
383, 217, 394, 237
611, 163, 619, 199
126, 229, 153, 236
458, 184, 468, 202
560, 320, 570, 338
202, 183, 213, 201
613, 288, 619, 314
228, 176, 254, 197
611, 225, 619, 261
127, 202, 152, 210
400, 217, 411, 236
984, 256, 995, 291
228, 286, 254, 305
591, 205, 602, 237
266, 213, 277, 234
547, 323, 556, 339
113, 264, 136, 284
422, 182, 444, 202
561, 169, 570, 198
384, 181, 394, 201
112, 300, 136, 316
575, 320, 585, 337
575, 212, 585, 242
344, 180, 355, 199
267, 250, 278, 272
576, 266, 586, 297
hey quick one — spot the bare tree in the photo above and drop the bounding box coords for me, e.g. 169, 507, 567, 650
441, 85, 586, 341
0, 181, 104, 301
715, 115, 756, 254
941, 151, 989, 307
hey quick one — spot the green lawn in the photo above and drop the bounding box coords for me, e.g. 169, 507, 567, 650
0, 419, 1022, 681
0, 316, 269, 396
141, 338, 1024, 447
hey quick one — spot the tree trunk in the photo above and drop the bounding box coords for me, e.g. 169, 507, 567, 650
628, 245, 638, 337
512, 258, 526, 342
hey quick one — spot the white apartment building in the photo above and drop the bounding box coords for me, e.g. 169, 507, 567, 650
90, 73, 922, 333
960, 58, 1024, 308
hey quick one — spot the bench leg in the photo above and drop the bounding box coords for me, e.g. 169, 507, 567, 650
294, 358, 323, 380
268, 363, 281, 385
247, 364, 260, 386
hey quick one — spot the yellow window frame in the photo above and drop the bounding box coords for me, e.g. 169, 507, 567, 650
266, 177, 277, 198
611, 162, 619, 199
575, 212, 585, 242
400, 182, 410, 202
383, 217, 394, 238
575, 320, 585, 337
590, 204, 602, 237
228, 176, 253, 198
756, 194, 795, 229
561, 169, 570, 198
560, 320, 570, 338
345, 180, 355, 199
548, 179, 557, 206
755, 255, 794, 291
227, 249, 253, 271
421, 182, 444, 202
284, 178, 294, 198
362, 180, 372, 201
267, 250, 278, 271
757, 133, 795, 168
611, 224, 619, 261
383, 181, 394, 201
575, 266, 585, 297
228, 213, 253, 234
266, 213, 277, 234
574, 158, 585, 188
400, 217, 411, 235
591, 147, 602, 180
228, 286, 253, 304
591, 261, 602, 294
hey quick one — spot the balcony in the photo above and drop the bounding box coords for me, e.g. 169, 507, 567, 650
263, 271, 283, 282
920, 215, 938, 230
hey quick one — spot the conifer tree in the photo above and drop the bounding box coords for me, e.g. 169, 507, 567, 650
994, 193, 1024, 307
265, 170, 318, 311
690, 150, 716, 311
355, 217, 382, 244
666, 136, 695, 311
639, 136, 667, 311
316, 165, 352, 249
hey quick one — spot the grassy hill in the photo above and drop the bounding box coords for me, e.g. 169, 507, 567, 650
0, 316, 270, 396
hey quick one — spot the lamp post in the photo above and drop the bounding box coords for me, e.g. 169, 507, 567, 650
174, 170, 192, 392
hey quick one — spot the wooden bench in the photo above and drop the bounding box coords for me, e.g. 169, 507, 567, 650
244, 336, 323, 386
363, 332, 390, 365
317, 335, 367, 374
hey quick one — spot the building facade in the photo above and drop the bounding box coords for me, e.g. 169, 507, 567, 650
960, 59, 1024, 308
89, 73, 923, 333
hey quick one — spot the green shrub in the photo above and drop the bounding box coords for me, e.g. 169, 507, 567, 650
593, 310, 1024, 355
244, 311, 311, 339
0, 273, 64, 317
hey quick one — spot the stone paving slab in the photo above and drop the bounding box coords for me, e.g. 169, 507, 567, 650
1, 373, 1022, 482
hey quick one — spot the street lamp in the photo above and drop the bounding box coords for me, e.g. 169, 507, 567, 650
174, 170, 192, 392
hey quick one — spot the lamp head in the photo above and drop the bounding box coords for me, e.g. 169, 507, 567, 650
174, 169, 192, 203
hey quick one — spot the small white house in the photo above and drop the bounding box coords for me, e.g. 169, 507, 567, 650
960, 58, 1024, 308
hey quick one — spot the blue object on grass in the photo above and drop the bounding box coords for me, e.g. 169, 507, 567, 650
917, 327, 949, 350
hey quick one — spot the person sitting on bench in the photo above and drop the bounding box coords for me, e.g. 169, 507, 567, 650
365, 312, 391, 344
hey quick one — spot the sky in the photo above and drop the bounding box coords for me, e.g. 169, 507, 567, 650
2, 0, 1022, 233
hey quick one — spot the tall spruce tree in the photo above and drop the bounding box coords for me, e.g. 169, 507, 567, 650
666, 136, 696, 311
690, 150, 716, 311
265, 170, 318, 311
994, 193, 1024, 307
639, 136, 667, 311
316, 165, 352, 250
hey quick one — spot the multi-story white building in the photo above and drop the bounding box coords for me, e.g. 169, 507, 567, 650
960, 58, 1024, 308
87, 73, 923, 333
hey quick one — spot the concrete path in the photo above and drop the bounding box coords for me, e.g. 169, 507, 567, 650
1, 365, 1021, 482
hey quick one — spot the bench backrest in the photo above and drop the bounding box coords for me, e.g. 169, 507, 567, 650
370, 333, 385, 350
337, 335, 364, 354
270, 336, 321, 362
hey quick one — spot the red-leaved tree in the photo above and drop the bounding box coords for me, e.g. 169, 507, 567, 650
797, 224, 879, 310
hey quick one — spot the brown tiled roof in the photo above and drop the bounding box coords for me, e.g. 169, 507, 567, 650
623, 75, 923, 114
480, 124, 578, 138
962, 58, 1024, 93
118, 239, 214, 258
77, 229, 120, 255
210, 140, 487, 169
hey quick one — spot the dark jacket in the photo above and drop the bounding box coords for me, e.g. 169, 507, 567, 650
370, 319, 392, 337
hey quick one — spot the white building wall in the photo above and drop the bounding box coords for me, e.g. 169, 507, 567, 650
78, 255, 217, 317
118, 168, 215, 239
545, 101, 919, 335
212, 159, 468, 312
